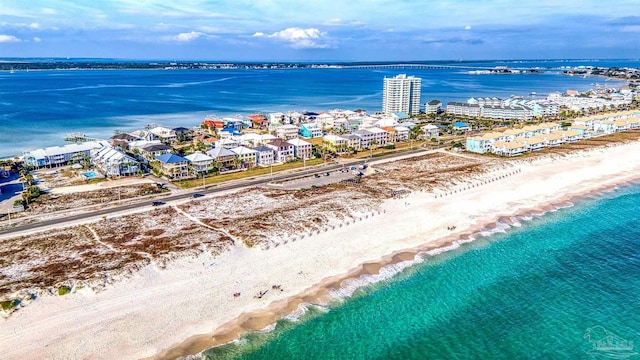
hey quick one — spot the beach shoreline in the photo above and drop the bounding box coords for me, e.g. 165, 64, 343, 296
3, 142, 640, 359
154, 151, 640, 359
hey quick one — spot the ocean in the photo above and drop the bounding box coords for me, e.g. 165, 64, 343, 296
0, 59, 635, 158
202, 183, 640, 359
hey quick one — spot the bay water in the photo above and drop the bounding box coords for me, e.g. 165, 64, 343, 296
0, 59, 634, 158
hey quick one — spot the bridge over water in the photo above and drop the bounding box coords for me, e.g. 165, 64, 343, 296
340, 64, 505, 70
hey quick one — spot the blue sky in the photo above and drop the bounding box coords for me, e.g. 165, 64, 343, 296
0, 0, 639, 61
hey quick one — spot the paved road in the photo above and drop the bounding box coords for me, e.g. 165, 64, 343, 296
0, 147, 436, 237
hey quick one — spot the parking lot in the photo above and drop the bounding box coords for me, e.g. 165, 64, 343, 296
272, 168, 358, 190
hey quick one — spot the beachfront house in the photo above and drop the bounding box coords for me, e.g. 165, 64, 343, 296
23, 141, 105, 168
341, 134, 362, 151
353, 129, 375, 148
265, 139, 295, 163
138, 142, 172, 162
560, 130, 582, 142
155, 153, 190, 180
316, 113, 335, 130
425, 100, 442, 114
569, 124, 589, 138
299, 123, 323, 138
514, 136, 547, 151
323, 134, 349, 153
275, 124, 300, 140
593, 120, 617, 134
206, 146, 237, 171
491, 141, 527, 157
287, 138, 314, 160
91, 145, 140, 177
214, 138, 240, 149
465, 132, 506, 154
149, 126, 178, 143
252, 145, 275, 166
545, 132, 565, 146
184, 151, 214, 173
381, 127, 398, 143
229, 146, 258, 168
110, 133, 141, 149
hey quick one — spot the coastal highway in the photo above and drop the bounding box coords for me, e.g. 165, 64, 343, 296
0, 147, 435, 237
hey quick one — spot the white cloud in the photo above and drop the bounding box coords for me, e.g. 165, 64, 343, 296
622, 25, 640, 32
0, 35, 21, 43
263, 27, 329, 49
464, 25, 472, 30
166, 31, 206, 42
33, 37, 41, 42
29, 22, 40, 29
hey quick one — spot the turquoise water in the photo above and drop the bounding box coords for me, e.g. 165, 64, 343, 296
203, 183, 640, 359
82, 171, 99, 179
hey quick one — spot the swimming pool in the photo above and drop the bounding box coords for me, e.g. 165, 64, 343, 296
83, 171, 99, 179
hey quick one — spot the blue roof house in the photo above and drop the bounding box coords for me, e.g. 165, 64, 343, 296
156, 153, 190, 180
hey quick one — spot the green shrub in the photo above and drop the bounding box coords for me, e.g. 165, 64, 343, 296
57, 285, 72, 296
1, 299, 20, 311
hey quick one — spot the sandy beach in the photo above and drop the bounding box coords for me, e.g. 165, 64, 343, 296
3, 141, 640, 359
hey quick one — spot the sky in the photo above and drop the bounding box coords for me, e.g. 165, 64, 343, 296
0, 0, 639, 61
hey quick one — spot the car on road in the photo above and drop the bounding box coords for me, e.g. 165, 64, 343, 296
314, 174, 321, 178
324, 172, 330, 176
151, 201, 166, 206
192, 193, 205, 198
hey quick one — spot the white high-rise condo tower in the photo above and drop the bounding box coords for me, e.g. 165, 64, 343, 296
382, 74, 422, 115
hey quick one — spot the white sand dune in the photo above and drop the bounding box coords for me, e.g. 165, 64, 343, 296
2, 142, 640, 359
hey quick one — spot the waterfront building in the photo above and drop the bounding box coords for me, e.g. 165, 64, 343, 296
184, 151, 214, 173
229, 146, 258, 168
24, 141, 105, 168
275, 124, 300, 140
268, 112, 285, 125
299, 123, 323, 138
248, 114, 268, 129
91, 145, 140, 177
322, 134, 349, 153
233, 133, 262, 148
265, 139, 295, 163
446, 102, 482, 117
491, 140, 527, 157
110, 133, 141, 148
425, 100, 442, 114
148, 126, 178, 143
381, 127, 398, 143
316, 113, 336, 130
353, 128, 387, 148
382, 74, 422, 115
214, 138, 239, 149
138, 142, 172, 161
287, 138, 314, 160
155, 153, 190, 180
252, 145, 275, 166
205, 146, 237, 170
340, 134, 362, 151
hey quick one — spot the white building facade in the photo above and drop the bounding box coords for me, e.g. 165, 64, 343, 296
382, 74, 422, 115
